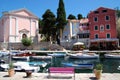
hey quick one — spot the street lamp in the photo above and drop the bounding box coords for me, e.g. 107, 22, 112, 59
66, 40, 69, 50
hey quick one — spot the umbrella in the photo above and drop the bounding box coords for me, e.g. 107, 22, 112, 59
73, 42, 84, 46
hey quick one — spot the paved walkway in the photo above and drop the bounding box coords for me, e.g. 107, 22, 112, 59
0, 72, 120, 80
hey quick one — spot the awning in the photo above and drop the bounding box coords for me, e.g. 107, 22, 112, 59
73, 42, 84, 46
90, 38, 119, 42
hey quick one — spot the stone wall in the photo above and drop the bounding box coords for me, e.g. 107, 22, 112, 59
0, 42, 64, 51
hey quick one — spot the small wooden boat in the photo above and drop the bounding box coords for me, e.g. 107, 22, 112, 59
12, 56, 29, 61
13, 62, 40, 72
117, 66, 120, 70
47, 52, 66, 57
30, 56, 52, 60
29, 61, 48, 67
62, 62, 94, 69
68, 53, 99, 59
15, 52, 36, 56
0, 61, 46, 72
0, 64, 8, 71
0, 59, 5, 64
104, 53, 120, 59
0, 51, 9, 56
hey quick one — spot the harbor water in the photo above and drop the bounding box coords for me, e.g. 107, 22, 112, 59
1, 52, 120, 73
48, 56, 120, 73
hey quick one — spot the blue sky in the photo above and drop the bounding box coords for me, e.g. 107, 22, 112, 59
0, 0, 120, 19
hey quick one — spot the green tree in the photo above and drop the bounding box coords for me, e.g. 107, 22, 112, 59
42, 9, 56, 41
77, 14, 83, 20
116, 7, 120, 18
21, 38, 32, 47
56, 0, 66, 37
117, 18, 120, 45
67, 14, 76, 19
38, 19, 43, 33
116, 7, 120, 45
117, 10, 120, 17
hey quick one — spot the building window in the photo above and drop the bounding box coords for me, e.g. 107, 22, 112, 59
100, 25, 104, 31
106, 24, 110, 30
94, 17, 98, 22
106, 33, 110, 38
77, 33, 89, 38
94, 11, 99, 14
95, 34, 99, 39
94, 26, 98, 30
22, 34, 27, 38
105, 16, 110, 20
102, 10, 107, 13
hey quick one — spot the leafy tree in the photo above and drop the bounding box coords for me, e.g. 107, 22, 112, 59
116, 7, 120, 45
42, 9, 56, 41
77, 14, 83, 20
38, 19, 43, 33
21, 38, 32, 47
56, 0, 66, 37
67, 14, 76, 19
116, 7, 120, 18
117, 18, 120, 44
117, 10, 120, 17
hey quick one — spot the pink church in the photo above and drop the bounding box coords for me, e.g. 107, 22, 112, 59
0, 8, 39, 43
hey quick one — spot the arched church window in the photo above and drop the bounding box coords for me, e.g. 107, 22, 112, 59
22, 34, 27, 38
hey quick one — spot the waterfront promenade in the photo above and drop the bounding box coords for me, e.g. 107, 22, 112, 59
0, 72, 120, 80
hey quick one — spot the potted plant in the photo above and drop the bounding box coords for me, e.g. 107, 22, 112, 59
94, 63, 103, 79
8, 62, 15, 77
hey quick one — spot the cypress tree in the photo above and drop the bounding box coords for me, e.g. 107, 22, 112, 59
57, 0, 66, 37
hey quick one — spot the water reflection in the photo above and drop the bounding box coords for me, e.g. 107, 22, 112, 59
51, 57, 120, 73
102, 58, 120, 73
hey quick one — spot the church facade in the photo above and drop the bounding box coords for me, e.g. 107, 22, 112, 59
0, 8, 39, 43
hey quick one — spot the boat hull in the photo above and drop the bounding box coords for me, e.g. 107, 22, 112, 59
30, 56, 52, 60
12, 56, 29, 61
62, 63, 94, 69
104, 54, 120, 59
47, 53, 66, 57
69, 54, 99, 59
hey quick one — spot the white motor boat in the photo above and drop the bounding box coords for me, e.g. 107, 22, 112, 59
0, 64, 9, 71
12, 56, 29, 61
30, 56, 52, 60
0, 51, 9, 57
47, 52, 66, 57
104, 53, 120, 59
29, 61, 48, 68
68, 53, 99, 59
13, 62, 40, 72
0, 62, 40, 72
62, 62, 94, 69
117, 66, 120, 70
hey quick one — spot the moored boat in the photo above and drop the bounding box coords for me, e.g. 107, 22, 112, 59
47, 52, 66, 57
104, 53, 120, 59
0, 64, 8, 71
0, 59, 5, 64
117, 66, 120, 70
13, 62, 40, 72
68, 52, 99, 59
62, 62, 94, 69
12, 56, 29, 61
0, 61, 40, 72
29, 61, 48, 68
14, 52, 36, 56
0, 51, 9, 56
30, 56, 52, 60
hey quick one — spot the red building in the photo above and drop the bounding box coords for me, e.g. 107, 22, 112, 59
88, 7, 119, 50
